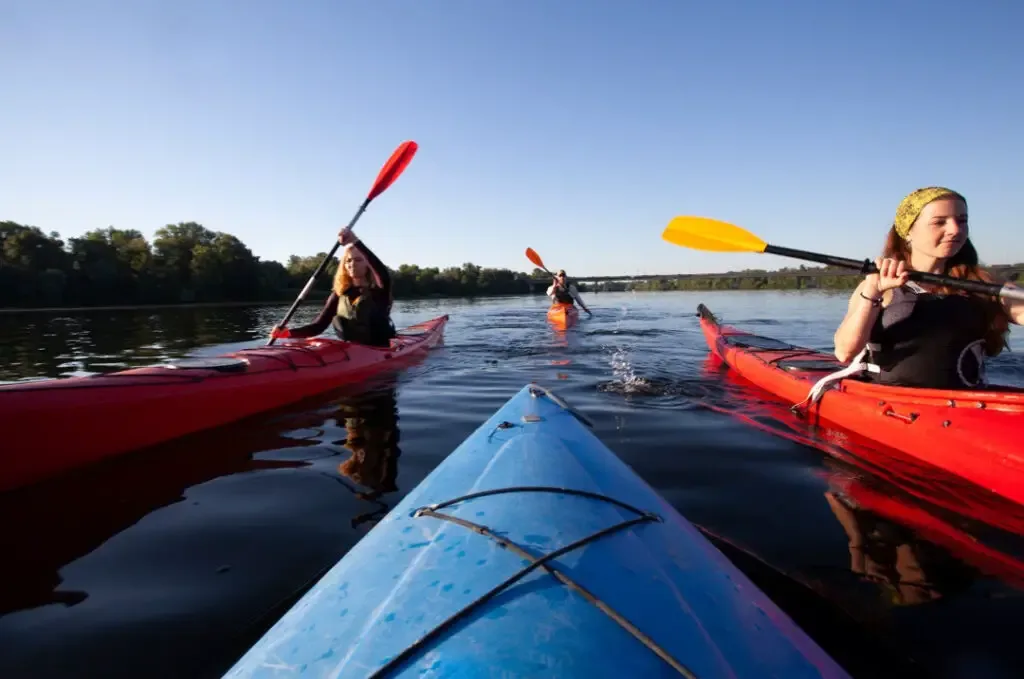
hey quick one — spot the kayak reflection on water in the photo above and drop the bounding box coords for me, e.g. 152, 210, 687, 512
823, 489, 976, 608
326, 386, 402, 529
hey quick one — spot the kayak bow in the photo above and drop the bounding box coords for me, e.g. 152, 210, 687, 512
223, 383, 849, 678
547, 302, 579, 329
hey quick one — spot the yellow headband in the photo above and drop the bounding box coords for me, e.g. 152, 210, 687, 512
893, 187, 966, 239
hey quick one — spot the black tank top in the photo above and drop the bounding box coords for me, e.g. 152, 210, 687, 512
864, 283, 990, 389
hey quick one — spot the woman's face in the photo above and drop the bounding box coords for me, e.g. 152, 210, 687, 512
344, 248, 369, 279
908, 197, 968, 260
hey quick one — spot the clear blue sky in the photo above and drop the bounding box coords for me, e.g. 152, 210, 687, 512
3, 0, 1022, 277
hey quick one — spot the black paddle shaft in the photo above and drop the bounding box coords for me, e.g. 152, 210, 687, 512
763, 244, 1016, 298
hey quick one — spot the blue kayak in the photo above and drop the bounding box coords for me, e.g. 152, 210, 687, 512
224, 384, 850, 678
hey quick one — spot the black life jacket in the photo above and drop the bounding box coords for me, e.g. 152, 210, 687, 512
552, 279, 576, 305
862, 282, 991, 389
332, 286, 396, 348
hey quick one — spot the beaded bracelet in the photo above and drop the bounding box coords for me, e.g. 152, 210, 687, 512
859, 291, 883, 307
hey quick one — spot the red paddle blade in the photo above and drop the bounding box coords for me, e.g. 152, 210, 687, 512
366, 140, 418, 202
525, 247, 546, 270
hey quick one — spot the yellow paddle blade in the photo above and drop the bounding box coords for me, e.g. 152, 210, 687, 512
661, 216, 768, 253
525, 247, 546, 270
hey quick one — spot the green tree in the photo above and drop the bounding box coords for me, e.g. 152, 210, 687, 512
286, 253, 337, 293
153, 222, 218, 299
191, 233, 261, 301
66, 228, 153, 304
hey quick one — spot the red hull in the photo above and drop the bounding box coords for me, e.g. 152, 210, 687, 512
0, 315, 448, 492
697, 304, 1024, 507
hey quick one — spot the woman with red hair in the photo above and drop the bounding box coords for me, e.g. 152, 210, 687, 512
270, 228, 395, 347
834, 187, 1022, 389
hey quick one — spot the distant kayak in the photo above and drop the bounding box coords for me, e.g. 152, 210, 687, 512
0, 315, 448, 493
223, 383, 850, 678
697, 303, 1024, 506
547, 301, 579, 329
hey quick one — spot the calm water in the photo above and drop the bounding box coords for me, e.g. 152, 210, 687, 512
1, 291, 1023, 678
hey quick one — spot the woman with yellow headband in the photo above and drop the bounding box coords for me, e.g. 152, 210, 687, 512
833, 187, 1022, 389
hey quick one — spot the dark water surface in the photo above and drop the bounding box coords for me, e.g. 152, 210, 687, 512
1, 291, 1023, 678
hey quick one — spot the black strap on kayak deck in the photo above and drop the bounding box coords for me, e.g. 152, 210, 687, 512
231, 342, 346, 370
366, 486, 700, 679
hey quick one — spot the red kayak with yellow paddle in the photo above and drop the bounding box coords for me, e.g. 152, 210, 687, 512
661, 215, 1024, 507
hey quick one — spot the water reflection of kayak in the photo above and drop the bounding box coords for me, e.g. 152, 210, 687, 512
826, 472, 1024, 594
0, 383, 405, 618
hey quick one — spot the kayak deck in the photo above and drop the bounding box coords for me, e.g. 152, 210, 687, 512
223, 383, 849, 678
0, 315, 449, 493
696, 303, 1024, 506
547, 302, 579, 329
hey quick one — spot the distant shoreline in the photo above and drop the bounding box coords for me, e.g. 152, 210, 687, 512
0, 287, 853, 314
0, 291, 524, 314
4, 217, 1019, 313
0, 299, 303, 314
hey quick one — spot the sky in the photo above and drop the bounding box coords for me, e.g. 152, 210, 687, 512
2, 0, 1022, 277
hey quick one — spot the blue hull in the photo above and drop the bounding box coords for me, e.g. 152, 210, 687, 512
224, 384, 850, 678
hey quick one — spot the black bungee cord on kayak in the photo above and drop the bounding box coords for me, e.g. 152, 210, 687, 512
366, 486, 700, 679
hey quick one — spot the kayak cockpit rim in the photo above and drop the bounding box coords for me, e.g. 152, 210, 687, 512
162, 356, 250, 372
694, 303, 882, 413
157, 316, 447, 372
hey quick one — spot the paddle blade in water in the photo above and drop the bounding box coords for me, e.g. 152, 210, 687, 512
525, 247, 546, 270
661, 216, 768, 253
366, 141, 419, 202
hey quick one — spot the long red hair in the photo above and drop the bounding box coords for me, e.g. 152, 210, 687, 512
332, 245, 393, 309
882, 227, 1010, 355
332, 260, 357, 298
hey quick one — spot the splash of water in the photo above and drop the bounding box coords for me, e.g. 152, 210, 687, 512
604, 345, 661, 395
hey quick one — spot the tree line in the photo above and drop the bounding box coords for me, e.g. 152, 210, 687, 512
0, 220, 553, 308
4, 220, 1019, 309
609, 265, 865, 292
